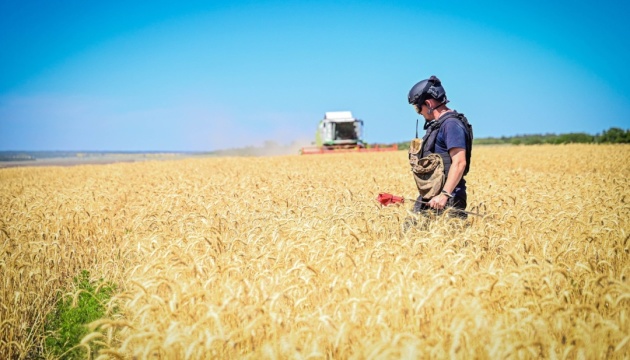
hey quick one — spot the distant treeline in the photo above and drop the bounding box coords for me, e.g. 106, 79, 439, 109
396, 127, 630, 149
0, 153, 36, 162
474, 127, 630, 145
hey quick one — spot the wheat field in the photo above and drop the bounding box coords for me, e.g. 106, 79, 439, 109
1, 144, 629, 359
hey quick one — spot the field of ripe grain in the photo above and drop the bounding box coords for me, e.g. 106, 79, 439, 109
1, 144, 629, 359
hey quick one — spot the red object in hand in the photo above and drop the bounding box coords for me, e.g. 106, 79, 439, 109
377, 193, 405, 206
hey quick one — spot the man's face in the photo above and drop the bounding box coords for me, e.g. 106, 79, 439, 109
414, 103, 431, 121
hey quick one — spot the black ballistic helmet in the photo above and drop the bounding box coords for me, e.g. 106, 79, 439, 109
407, 75, 448, 105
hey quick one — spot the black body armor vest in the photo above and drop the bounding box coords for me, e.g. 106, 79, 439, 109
421, 112, 473, 176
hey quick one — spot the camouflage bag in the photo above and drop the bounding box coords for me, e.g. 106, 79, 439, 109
409, 142, 445, 200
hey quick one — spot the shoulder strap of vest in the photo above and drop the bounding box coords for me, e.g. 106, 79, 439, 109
420, 122, 439, 158
421, 111, 474, 175
420, 112, 461, 157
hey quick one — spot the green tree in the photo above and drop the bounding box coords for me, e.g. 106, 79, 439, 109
600, 127, 630, 143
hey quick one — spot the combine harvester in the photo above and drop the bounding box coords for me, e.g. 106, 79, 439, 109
300, 111, 398, 155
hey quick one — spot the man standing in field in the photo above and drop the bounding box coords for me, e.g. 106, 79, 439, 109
407, 75, 473, 219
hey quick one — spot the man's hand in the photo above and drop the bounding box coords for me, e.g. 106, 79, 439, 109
428, 194, 448, 210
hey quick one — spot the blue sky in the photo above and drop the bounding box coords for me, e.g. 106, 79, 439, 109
1, 0, 629, 151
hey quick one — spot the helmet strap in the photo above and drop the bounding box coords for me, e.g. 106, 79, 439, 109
427, 99, 449, 115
